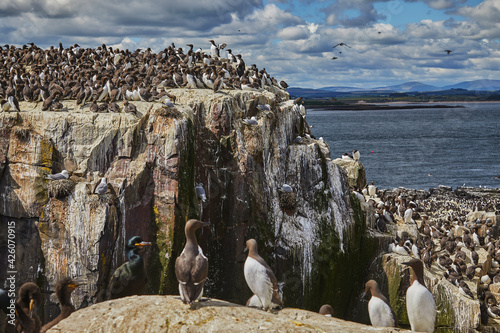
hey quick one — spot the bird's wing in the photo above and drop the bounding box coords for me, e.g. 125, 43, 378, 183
95, 182, 107, 194
107, 263, 132, 299
191, 252, 209, 285
50, 173, 66, 180
175, 254, 191, 284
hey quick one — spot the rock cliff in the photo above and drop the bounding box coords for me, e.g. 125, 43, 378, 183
0, 87, 377, 324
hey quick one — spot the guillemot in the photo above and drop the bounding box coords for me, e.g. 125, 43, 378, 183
175, 219, 210, 305
363, 280, 397, 327
403, 259, 436, 332
244, 239, 283, 311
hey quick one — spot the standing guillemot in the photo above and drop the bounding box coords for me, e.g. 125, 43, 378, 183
352, 149, 360, 161
175, 219, 210, 305
363, 280, 397, 327
402, 259, 436, 332
107, 236, 151, 299
244, 239, 283, 311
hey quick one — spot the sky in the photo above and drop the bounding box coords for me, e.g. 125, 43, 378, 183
0, 0, 499, 88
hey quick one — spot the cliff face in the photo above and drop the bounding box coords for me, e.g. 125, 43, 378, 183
0, 88, 373, 321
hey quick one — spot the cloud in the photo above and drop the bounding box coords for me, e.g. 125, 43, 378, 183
0, 0, 499, 89
323, 0, 391, 27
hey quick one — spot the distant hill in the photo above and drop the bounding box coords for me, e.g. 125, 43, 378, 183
374, 81, 440, 92
290, 79, 500, 98
442, 79, 500, 91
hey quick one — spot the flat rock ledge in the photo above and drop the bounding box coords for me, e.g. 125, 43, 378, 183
48, 296, 406, 332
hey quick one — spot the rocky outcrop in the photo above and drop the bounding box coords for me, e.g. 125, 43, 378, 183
0, 87, 377, 324
47, 295, 407, 332
332, 158, 366, 190
352, 187, 500, 331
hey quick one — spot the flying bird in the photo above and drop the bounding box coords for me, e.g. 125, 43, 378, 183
445, 50, 452, 55
333, 43, 351, 48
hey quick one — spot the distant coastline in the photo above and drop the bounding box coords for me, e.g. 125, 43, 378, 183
307, 103, 466, 111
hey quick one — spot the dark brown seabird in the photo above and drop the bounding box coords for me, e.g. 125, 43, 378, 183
40, 277, 81, 333
319, 304, 334, 317
175, 219, 210, 305
107, 236, 151, 300
15, 282, 42, 333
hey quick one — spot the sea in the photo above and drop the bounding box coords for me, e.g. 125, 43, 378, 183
306, 102, 500, 190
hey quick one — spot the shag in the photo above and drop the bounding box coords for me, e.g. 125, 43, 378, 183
40, 277, 81, 332
16, 282, 42, 333
107, 236, 151, 299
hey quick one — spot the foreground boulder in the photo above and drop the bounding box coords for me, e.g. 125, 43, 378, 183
48, 295, 407, 332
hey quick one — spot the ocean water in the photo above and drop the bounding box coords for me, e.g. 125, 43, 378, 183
306, 103, 500, 190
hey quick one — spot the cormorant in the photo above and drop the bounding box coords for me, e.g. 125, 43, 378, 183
16, 282, 42, 333
107, 236, 151, 300
40, 277, 81, 333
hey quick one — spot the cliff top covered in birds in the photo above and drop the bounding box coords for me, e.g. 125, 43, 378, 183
0, 41, 289, 112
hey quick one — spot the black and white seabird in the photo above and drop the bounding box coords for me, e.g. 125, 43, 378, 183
244, 239, 283, 311
352, 149, 360, 161
363, 280, 397, 327
175, 219, 210, 305
403, 259, 436, 332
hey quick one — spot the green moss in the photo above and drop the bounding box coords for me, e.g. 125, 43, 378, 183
384, 259, 409, 325
434, 283, 455, 327
39, 138, 54, 167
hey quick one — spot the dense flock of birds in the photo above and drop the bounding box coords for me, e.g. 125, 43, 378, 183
0, 41, 290, 114
354, 183, 500, 329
